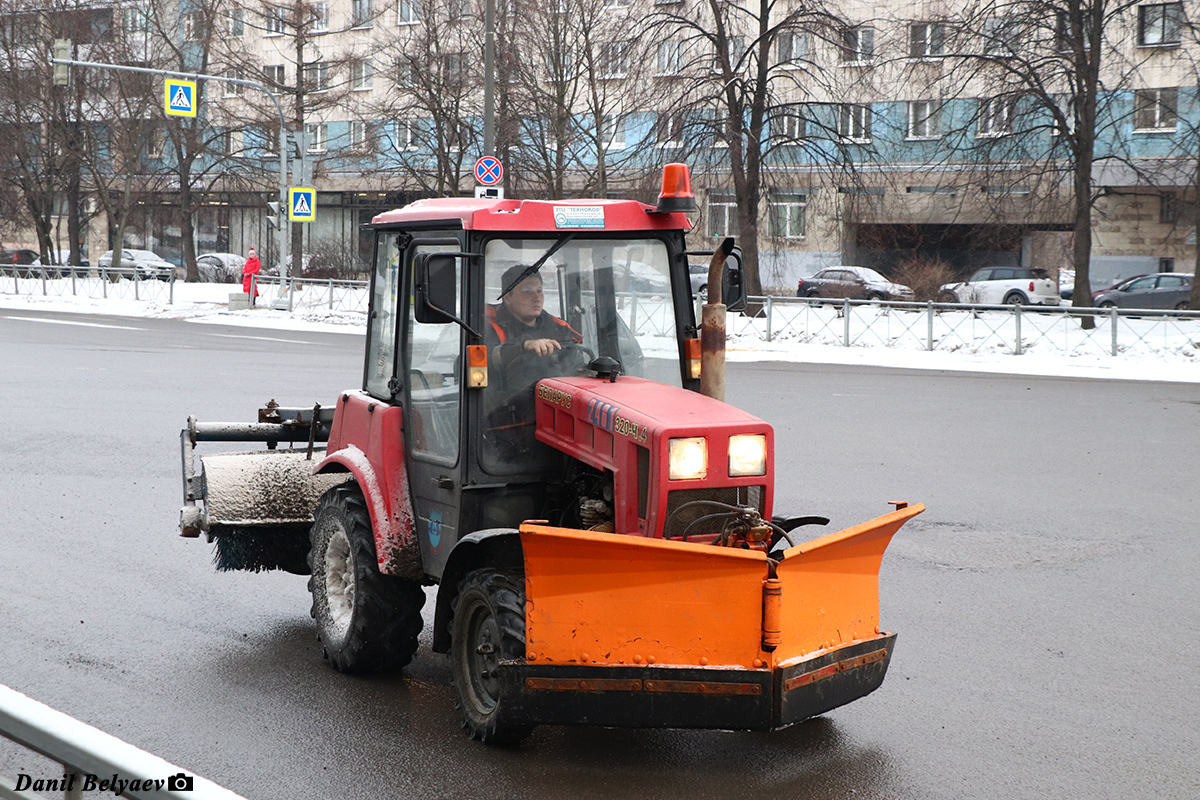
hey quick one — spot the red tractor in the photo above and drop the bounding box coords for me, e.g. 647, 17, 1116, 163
180, 165, 923, 743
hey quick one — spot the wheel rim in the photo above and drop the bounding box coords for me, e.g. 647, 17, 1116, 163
463, 600, 502, 715
323, 528, 355, 642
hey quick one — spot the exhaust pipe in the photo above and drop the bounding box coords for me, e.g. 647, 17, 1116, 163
700, 237, 735, 401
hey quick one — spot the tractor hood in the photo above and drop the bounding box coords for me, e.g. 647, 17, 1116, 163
534, 376, 774, 538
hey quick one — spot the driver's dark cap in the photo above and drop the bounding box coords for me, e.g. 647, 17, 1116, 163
500, 265, 542, 298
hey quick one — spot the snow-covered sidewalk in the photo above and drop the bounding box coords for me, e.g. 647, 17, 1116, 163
2, 281, 1198, 384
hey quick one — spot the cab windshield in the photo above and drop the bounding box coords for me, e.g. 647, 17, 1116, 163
480, 236, 682, 474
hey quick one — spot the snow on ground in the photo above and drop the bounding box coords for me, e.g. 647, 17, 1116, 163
2, 280, 1199, 384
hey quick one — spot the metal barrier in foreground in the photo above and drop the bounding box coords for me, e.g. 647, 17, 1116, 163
254, 275, 368, 314
0, 684, 245, 800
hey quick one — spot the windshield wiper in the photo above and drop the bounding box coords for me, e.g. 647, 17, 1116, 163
498, 232, 577, 299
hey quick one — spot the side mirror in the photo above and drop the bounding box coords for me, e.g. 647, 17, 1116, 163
414, 252, 457, 324
722, 246, 746, 312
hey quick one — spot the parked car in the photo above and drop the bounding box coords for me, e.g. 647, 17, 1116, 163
1089, 275, 1146, 302
1058, 269, 1075, 301
939, 267, 1060, 305
796, 266, 914, 301
97, 249, 174, 281
32, 250, 90, 275
689, 263, 708, 296
1093, 272, 1193, 310
196, 252, 245, 283
1, 248, 39, 267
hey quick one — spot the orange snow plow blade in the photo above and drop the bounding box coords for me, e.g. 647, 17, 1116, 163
510, 503, 923, 730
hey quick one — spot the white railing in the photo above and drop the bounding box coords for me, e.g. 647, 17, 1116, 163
0, 684, 244, 800
253, 275, 368, 314
0, 267, 175, 304
734, 296, 1200, 359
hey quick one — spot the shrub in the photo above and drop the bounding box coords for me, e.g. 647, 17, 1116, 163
893, 257, 958, 302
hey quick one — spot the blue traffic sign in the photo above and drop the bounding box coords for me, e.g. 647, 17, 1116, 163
164, 80, 196, 117
474, 156, 503, 186
289, 188, 316, 222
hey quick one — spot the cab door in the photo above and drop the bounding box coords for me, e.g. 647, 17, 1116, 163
401, 238, 466, 577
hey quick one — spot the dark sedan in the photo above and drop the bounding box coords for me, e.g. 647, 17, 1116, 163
796, 266, 914, 301
1093, 273, 1192, 310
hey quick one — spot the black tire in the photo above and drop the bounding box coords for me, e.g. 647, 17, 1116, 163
308, 483, 425, 673
1099, 301, 1117, 310
937, 290, 958, 304
450, 569, 534, 745
1175, 300, 1189, 311
1003, 292, 1026, 305
868, 293, 885, 302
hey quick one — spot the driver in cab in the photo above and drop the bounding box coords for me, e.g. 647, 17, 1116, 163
485, 265, 582, 367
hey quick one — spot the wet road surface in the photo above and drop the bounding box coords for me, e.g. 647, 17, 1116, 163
1, 309, 1197, 799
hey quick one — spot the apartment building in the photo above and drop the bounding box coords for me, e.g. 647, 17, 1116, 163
3, 0, 1195, 289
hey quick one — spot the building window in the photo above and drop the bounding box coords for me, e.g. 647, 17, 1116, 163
776, 104, 806, 141
1134, 87, 1177, 130
768, 193, 806, 239
266, 7, 286, 35
777, 31, 810, 64
396, 60, 416, 87
599, 41, 629, 78
656, 40, 682, 75
261, 125, 279, 155
984, 17, 1019, 56
351, 60, 374, 90
398, 0, 420, 24
909, 22, 945, 57
349, 121, 369, 150
304, 62, 330, 92
123, 5, 149, 33
147, 128, 164, 159
604, 0, 630, 8
264, 65, 285, 88
227, 9, 245, 36
838, 104, 871, 141
601, 114, 626, 150
223, 69, 244, 97
352, 0, 374, 26
448, 0, 470, 20
979, 96, 1015, 136
908, 100, 942, 138
707, 195, 737, 238
840, 26, 875, 63
306, 123, 328, 153
654, 112, 683, 147
223, 129, 243, 156
442, 52, 465, 83
311, 2, 329, 31
394, 119, 418, 150
1138, 3, 1182, 46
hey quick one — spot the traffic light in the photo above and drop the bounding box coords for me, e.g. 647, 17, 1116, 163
266, 201, 281, 229
52, 39, 71, 86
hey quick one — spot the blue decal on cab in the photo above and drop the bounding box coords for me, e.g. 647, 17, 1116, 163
586, 399, 618, 431
428, 510, 443, 548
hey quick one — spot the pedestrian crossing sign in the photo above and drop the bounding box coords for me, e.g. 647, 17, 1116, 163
289, 188, 316, 222
164, 80, 196, 117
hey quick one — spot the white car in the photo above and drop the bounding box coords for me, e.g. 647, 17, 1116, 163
97, 249, 174, 281
196, 252, 245, 283
939, 267, 1060, 305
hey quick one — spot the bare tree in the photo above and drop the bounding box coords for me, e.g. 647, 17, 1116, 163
652, 0, 849, 299
939, 0, 1146, 324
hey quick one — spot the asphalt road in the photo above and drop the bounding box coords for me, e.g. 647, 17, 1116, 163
1, 309, 1197, 799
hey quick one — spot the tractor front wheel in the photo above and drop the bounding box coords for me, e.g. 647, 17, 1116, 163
308, 483, 425, 673
450, 569, 533, 745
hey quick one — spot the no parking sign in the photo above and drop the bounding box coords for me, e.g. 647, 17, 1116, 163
474, 156, 503, 186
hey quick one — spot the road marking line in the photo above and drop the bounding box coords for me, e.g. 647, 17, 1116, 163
1, 315, 144, 330
208, 333, 322, 344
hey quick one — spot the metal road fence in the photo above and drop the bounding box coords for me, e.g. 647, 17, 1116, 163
0, 683, 245, 800
730, 295, 1200, 360
6, 268, 1197, 362
1, 267, 175, 304
254, 275, 369, 314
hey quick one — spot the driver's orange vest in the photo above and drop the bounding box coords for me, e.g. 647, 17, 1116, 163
486, 305, 581, 344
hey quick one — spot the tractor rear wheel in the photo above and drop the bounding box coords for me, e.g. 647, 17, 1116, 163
450, 569, 533, 745
308, 483, 425, 673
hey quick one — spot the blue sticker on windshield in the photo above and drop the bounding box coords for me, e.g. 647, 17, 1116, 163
554, 206, 605, 229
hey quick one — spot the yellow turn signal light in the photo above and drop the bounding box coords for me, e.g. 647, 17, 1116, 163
466, 344, 488, 388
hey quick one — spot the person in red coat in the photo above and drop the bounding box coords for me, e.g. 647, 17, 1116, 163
241, 248, 261, 305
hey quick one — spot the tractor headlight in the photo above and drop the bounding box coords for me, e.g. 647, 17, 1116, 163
668, 437, 708, 481
728, 434, 767, 477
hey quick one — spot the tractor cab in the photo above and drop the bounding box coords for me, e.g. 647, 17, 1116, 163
359, 188, 743, 577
